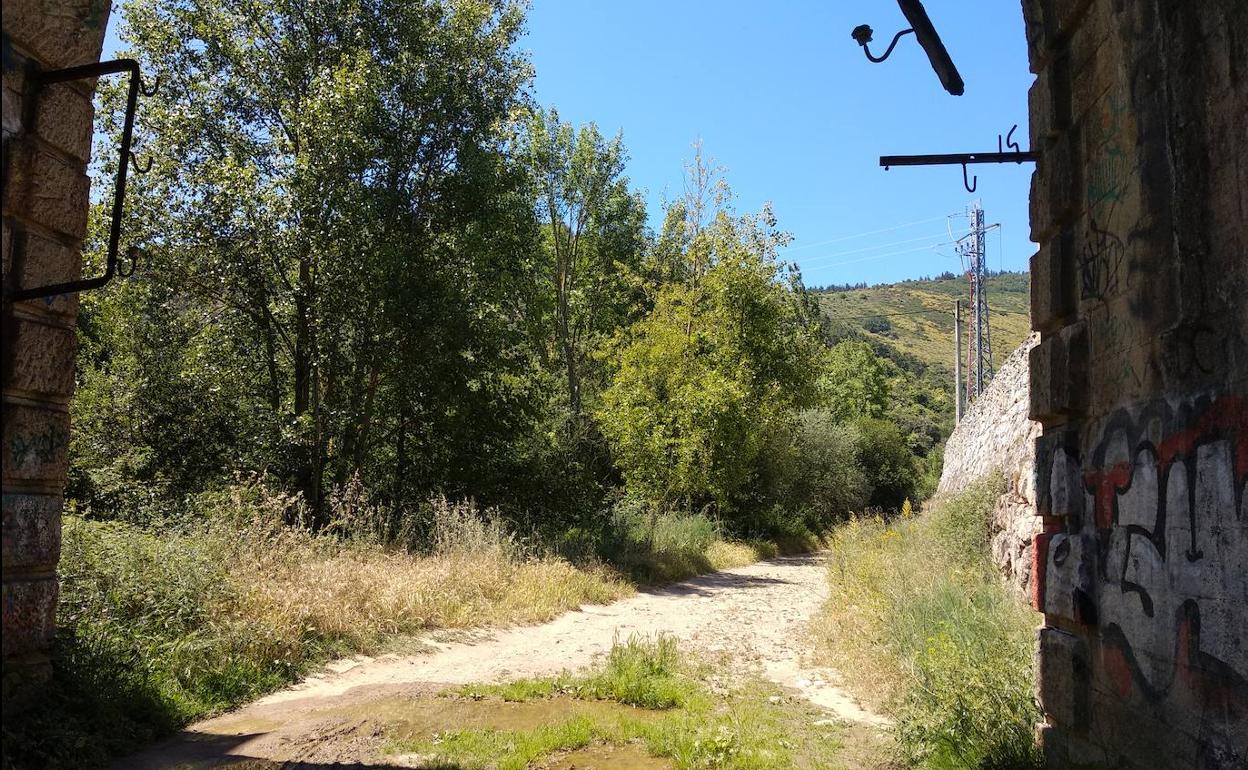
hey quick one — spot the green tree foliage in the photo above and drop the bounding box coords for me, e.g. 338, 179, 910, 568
853, 417, 919, 511
70, 0, 940, 539
74, 0, 541, 523
819, 340, 890, 422
518, 107, 649, 422
597, 167, 823, 517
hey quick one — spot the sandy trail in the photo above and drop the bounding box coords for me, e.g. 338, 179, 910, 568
118, 552, 886, 769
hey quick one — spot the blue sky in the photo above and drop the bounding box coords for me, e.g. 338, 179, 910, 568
104, 1, 1035, 287
522, 0, 1035, 287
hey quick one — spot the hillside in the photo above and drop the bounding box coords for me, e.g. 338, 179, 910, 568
814, 272, 1031, 376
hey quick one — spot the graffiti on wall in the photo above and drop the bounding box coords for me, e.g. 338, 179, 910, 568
1037, 395, 1248, 718
1081, 89, 1134, 304
1079, 215, 1125, 301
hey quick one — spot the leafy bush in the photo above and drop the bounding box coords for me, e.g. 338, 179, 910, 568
813, 476, 1042, 769
853, 417, 920, 512
789, 411, 870, 526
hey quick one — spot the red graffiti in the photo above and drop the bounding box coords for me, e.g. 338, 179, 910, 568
1084, 462, 1131, 530
1032, 518, 1064, 613
1083, 395, 1246, 529
1156, 394, 1248, 483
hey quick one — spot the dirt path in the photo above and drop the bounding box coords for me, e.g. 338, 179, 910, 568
118, 553, 886, 769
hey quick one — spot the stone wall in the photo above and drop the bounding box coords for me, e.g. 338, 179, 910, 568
938, 333, 1041, 593
2, 0, 112, 708
1023, 1, 1248, 767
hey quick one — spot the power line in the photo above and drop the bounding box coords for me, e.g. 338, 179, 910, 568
796, 232, 954, 264
820, 308, 950, 321
782, 213, 964, 253
798, 239, 959, 269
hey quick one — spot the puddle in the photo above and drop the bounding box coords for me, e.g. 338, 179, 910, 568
333, 694, 662, 741
535, 742, 676, 769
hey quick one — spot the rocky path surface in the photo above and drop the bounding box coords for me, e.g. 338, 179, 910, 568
119, 553, 886, 769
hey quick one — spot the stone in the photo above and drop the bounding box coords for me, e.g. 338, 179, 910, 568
4, 317, 77, 397
937, 335, 1042, 594
1, 493, 63, 571
35, 82, 95, 163
0, 404, 70, 487
26, 150, 91, 239
0, 576, 58, 658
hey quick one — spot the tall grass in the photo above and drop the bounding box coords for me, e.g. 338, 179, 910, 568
812, 476, 1042, 769
3, 493, 629, 770
6, 481, 820, 769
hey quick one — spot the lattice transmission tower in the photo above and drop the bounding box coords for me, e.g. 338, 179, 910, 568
958, 201, 994, 401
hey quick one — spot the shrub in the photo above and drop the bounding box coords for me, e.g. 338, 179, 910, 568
853, 417, 919, 512
599, 497, 719, 582
791, 410, 870, 526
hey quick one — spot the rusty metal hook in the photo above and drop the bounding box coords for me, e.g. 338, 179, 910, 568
118, 245, 139, 278
1005, 124, 1021, 154
962, 163, 977, 193
129, 152, 153, 174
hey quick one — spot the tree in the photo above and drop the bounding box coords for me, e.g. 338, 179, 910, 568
854, 417, 919, 511
597, 169, 822, 515
518, 108, 649, 423
77, 0, 539, 524
819, 341, 890, 422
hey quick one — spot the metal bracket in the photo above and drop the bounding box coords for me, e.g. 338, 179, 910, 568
879, 124, 1037, 193
6, 58, 153, 302
851, 0, 964, 96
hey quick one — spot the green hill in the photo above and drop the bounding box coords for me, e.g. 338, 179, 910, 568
814, 271, 1032, 376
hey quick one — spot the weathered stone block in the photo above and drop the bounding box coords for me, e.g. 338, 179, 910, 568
27, 150, 91, 239
1030, 320, 1089, 422
1, 493, 62, 571
3, 0, 112, 69
2, 85, 23, 137
0, 576, 57, 658
1035, 626, 1090, 729
1028, 73, 1057, 150
1041, 532, 1096, 624
1067, 0, 1116, 77
4, 317, 77, 397
12, 230, 80, 317
1035, 429, 1085, 520
35, 82, 94, 162
1044, 0, 1095, 41
1, 404, 70, 486
1030, 138, 1076, 243
1031, 241, 1076, 333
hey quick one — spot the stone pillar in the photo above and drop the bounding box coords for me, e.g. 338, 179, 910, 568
2, 0, 112, 708
1023, 1, 1248, 767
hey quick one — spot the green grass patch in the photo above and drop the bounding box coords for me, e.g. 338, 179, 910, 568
405, 636, 850, 769
458, 635, 703, 711
812, 476, 1042, 769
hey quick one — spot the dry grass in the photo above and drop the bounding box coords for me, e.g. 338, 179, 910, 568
227, 517, 631, 649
